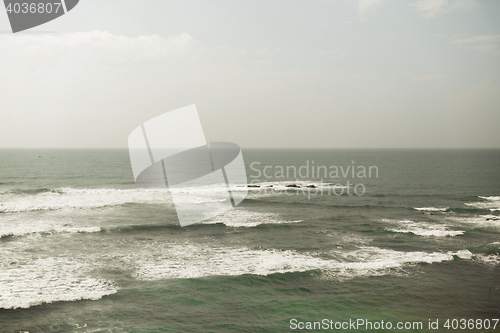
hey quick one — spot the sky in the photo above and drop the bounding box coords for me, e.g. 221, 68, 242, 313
0, 0, 499, 148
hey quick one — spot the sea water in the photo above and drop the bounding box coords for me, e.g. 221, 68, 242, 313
0, 149, 499, 332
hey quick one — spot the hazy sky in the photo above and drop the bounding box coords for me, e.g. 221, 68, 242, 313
0, 0, 499, 148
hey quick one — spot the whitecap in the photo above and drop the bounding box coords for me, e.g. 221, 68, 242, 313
131, 243, 472, 281
0, 257, 117, 309
0, 188, 173, 213
465, 196, 500, 211
446, 214, 500, 226
414, 207, 448, 212
384, 219, 464, 237
202, 209, 302, 227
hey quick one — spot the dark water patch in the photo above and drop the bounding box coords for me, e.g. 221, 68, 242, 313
0, 233, 15, 240
448, 207, 492, 214
103, 223, 182, 233
2, 188, 63, 195
470, 226, 498, 233
469, 243, 500, 256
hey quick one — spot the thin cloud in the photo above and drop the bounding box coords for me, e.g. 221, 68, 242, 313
450, 34, 500, 54
410, 0, 479, 19
411, 74, 446, 81
410, 0, 449, 19
319, 49, 347, 59
450, 35, 500, 45
357, 0, 384, 14
0, 30, 199, 63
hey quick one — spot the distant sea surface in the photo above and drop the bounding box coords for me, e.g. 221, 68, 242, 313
0, 149, 499, 332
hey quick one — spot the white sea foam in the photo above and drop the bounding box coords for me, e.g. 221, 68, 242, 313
414, 207, 448, 212
472, 254, 500, 266
243, 181, 350, 190
465, 196, 500, 211
132, 243, 472, 281
191, 198, 228, 204
446, 215, 500, 226
0, 224, 100, 238
0, 237, 475, 309
383, 219, 464, 237
202, 209, 302, 227
323, 247, 472, 279
240, 181, 350, 199
0, 182, 352, 213
0, 188, 173, 213
245, 180, 349, 186
0, 257, 117, 309
0, 215, 101, 238
479, 196, 500, 201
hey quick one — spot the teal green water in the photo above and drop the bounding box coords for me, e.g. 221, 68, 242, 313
0, 149, 499, 332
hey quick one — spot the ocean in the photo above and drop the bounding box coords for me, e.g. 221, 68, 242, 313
0, 148, 499, 332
